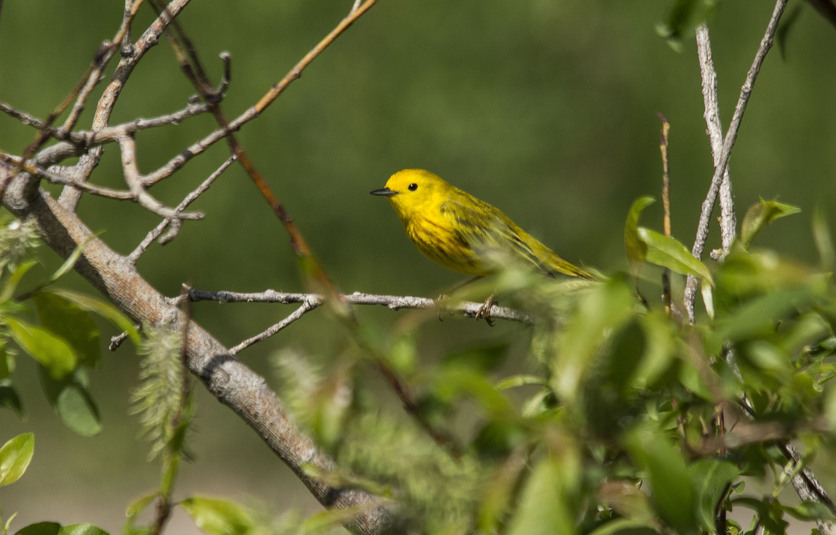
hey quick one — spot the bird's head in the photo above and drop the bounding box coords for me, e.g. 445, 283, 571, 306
370, 169, 452, 218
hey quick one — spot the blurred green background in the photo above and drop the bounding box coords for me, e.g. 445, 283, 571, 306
1, 0, 834, 532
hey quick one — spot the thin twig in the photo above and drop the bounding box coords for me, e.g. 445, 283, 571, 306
683, 0, 788, 322
117, 133, 204, 220
62, 0, 145, 134
1, 98, 210, 151
0, 100, 47, 128
129, 155, 235, 263
138, 0, 367, 190
657, 113, 673, 314
229, 300, 320, 355
0, 152, 134, 199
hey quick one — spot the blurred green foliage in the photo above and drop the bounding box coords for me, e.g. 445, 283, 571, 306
1, 0, 836, 533
270, 195, 836, 533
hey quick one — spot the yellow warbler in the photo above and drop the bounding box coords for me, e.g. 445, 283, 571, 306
370, 169, 594, 280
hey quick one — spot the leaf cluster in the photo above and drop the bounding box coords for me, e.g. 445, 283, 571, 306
273, 198, 836, 534
0, 213, 138, 435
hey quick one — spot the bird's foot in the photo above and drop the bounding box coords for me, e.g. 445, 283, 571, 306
475, 294, 496, 327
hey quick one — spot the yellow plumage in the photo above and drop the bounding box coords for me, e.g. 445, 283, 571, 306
371, 169, 594, 280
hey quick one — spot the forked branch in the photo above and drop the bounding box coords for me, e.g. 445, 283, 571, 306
684, 0, 788, 322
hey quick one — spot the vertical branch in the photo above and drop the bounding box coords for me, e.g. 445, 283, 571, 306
689, 8, 835, 533
695, 24, 737, 256
657, 113, 673, 314
683, 0, 788, 322
61, 0, 145, 134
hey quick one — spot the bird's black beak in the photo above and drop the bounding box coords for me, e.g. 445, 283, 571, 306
370, 187, 398, 197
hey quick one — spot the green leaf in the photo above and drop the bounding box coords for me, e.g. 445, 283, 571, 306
49, 289, 139, 346
657, 0, 721, 50
0, 384, 24, 418
0, 433, 34, 487
494, 374, 546, 390
124, 491, 158, 530
300, 504, 387, 533
57, 525, 109, 535
386, 332, 417, 377
710, 288, 814, 353
55, 383, 101, 437
551, 276, 637, 404
507, 450, 579, 535
476, 450, 528, 532
0, 261, 37, 303
783, 501, 836, 522
825, 385, 836, 432
745, 340, 792, 374
637, 227, 713, 285
690, 458, 739, 530
624, 197, 655, 280
5, 317, 77, 380
589, 518, 659, 535
33, 293, 100, 368
579, 318, 648, 438
813, 205, 834, 269
740, 199, 801, 249
776, 3, 803, 60
624, 423, 698, 534
471, 420, 527, 459
15, 522, 61, 535
180, 496, 256, 535
731, 496, 788, 533
701, 280, 715, 319
714, 250, 818, 313
430, 365, 516, 419
631, 310, 677, 389
0, 339, 11, 380
10, 525, 106, 535
49, 235, 96, 284
40, 370, 101, 437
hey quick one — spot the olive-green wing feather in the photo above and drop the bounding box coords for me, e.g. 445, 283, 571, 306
440, 192, 594, 279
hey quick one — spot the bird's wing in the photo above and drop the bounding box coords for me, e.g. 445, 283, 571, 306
440, 195, 549, 274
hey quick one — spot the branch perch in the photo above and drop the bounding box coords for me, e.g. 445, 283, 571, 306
187, 288, 532, 326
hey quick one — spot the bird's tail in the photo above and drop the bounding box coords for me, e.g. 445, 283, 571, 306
546, 251, 597, 280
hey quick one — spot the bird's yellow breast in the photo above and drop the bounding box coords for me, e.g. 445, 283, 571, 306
403, 211, 489, 276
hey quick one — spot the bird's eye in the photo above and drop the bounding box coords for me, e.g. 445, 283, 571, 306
408, 183, 418, 191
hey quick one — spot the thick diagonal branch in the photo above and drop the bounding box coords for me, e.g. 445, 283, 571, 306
0, 166, 390, 535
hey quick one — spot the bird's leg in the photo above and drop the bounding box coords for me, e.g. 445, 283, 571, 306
435, 293, 449, 322
436, 276, 483, 322
448, 276, 496, 326
475, 294, 496, 327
